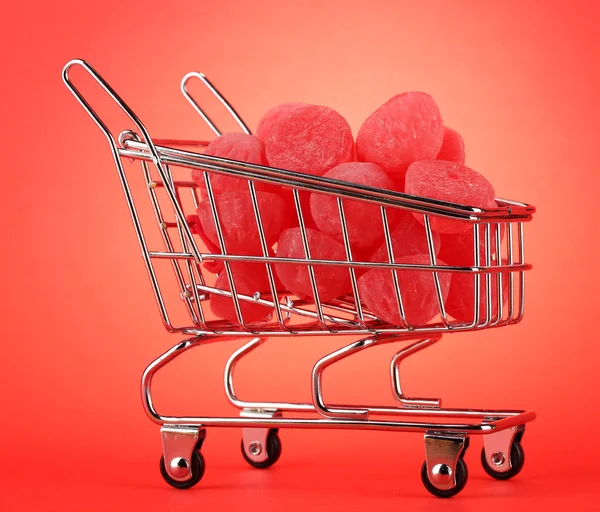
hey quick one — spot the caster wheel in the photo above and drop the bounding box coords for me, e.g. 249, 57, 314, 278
421, 458, 468, 498
159, 451, 205, 489
241, 429, 282, 469
481, 441, 525, 480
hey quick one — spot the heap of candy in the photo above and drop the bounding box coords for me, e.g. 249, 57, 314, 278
189, 93, 507, 326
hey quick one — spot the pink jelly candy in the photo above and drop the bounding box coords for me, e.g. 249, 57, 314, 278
256, 102, 309, 142
405, 160, 497, 235
356, 92, 444, 175
437, 127, 465, 165
275, 228, 351, 302
369, 214, 441, 263
357, 254, 451, 326
265, 105, 354, 176
445, 259, 510, 323
309, 162, 398, 252
210, 262, 276, 323
197, 191, 286, 255
438, 220, 506, 266
191, 132, 277, 198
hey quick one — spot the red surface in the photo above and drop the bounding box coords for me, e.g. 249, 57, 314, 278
2, 0, 600, 509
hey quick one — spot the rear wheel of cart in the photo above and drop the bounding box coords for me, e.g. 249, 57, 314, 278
241, 429, 282, 469
481, 440, 525, 480
159, 451, 206, 489
421, 458, 468, 498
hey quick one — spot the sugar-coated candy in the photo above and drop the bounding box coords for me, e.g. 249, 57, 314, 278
437, 127, 465, 165
438, 220, 506, 266
210, 262, 276, 323
445, 260, 510, 323
275, 228, 351, 302
369, 214, 441, 263
265, 105, 354, 176
197, 191, 286, 255
256, 102, 308, 142
310, 162, 398, 252
356, 92, 444, 175
357, 254, 451, 326
191, 132, 276, 197
405, 160, 496, 234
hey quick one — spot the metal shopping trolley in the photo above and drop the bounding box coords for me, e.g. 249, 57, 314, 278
63, 59, 536, 498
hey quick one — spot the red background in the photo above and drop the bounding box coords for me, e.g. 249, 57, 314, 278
2, 0, 600, 509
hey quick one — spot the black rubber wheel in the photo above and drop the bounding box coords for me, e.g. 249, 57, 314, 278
160, 451, 206, 489
241, 430, 282, 469
421, 458, 469, 498
481, 441, 525, 480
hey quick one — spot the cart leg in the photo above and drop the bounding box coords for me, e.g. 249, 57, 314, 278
224, 337, 268, 409
421, 433, 469, 498
312, 335, 403, 419
240, 409, 282, 469
160, 424, 206, 489
390, 337, 442, 408
224, 337, 316, 412
312, 336, 378, 419
142, 335, 226, 424
481, 424, 526, 479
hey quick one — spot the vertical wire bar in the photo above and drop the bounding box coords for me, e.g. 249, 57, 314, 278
173, 181, 206, 327
507, 223, 515, 321
247, 181, 286, 329
189, 185, 208, 286
470, 224, 482, 328
189, 185, 206, 285
122, 158, 174, 331
203, 173, 247, 328
518, 222, 526, 321
492, 222, 504, 326
381, 207, 409, 329
191, 186, 201, 209
481, 223, 493, 327
336, 197, 365, 325
169, 166, 205, 327
187, 186, 208, 324
183, 249, 206, 326
166, 164, 201, 325
292, 189, 327, 328
423, 215, 449, 327
142, 161, 198, 326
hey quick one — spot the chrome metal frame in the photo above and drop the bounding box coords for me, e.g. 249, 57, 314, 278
63, 58, 536, 495
142, 334, 534, 432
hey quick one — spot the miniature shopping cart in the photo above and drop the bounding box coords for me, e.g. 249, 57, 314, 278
63, 59, 536, 498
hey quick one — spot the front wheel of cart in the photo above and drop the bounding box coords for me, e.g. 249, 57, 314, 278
241, 429, 282, 469
159, 451, 206, 489
481, 441, 525, 480
421, 458, 468, 498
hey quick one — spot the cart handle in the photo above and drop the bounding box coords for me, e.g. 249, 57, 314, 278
61, 59, 202, 264
181, 71, 251, 137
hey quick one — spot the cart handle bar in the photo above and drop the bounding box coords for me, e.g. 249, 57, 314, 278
61, 58, 201, 262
